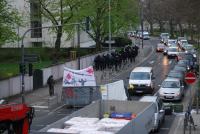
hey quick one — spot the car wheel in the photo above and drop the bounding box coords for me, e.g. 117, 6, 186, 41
162, 116, 165, 123
155, 121, 161, 132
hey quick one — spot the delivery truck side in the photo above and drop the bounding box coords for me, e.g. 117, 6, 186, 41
39, 100, 156, 134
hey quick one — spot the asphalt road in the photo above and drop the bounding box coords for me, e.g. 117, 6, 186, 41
30, 37, 186, 134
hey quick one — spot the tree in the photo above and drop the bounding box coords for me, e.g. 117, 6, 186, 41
0, 0, 21, 46
34, 0, 82, 52
77, 0, 138, 50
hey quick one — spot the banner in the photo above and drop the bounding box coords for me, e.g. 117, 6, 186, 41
62, 66, 96, 87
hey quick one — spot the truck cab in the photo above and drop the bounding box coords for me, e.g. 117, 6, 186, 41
139, 96, 165, 132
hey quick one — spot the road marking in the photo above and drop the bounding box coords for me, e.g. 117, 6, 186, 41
47, 104, 66, 115
160, 127, 170, 130
149, 60, 155, 64
32, 105, 48, 109
154, 91, 158, 96
31, 101, 46, 106
174, 117, 183, 134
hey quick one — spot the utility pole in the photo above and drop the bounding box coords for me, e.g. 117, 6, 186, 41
140, 0, 144, 49
108, 0, 112, 52
197, 33, 200, 114
77, 24, 81, 70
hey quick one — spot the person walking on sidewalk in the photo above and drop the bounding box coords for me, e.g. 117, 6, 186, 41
47, 75, 55, 96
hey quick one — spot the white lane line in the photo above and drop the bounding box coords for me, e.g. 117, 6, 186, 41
149, 60, 155, 64
154, 90, 159, 96
32, 105, 48, 109
174, 117, 183, 134
160, 127, 170, 130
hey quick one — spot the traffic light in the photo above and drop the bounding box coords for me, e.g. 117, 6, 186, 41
19, 63, 26, 74
85, 17, 90, 31
28, 63, 33, 76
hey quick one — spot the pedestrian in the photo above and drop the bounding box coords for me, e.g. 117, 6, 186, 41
47, 75, 55, 96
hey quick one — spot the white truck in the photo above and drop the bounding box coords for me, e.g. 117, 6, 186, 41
139, 96, 165, 132
39, 100, 157, 134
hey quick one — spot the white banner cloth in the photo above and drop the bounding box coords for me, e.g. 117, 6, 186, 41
63, 66, 96, 87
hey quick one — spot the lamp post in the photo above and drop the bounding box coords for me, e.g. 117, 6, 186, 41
108, 0, 112, 52
140, 0, 144, 49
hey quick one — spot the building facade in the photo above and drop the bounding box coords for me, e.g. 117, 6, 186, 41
3, 0, 94, 48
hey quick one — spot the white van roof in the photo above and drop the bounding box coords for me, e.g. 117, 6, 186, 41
131, 67, 152, 73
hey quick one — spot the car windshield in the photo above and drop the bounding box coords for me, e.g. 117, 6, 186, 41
162, 81, 180, 88
168, 72, 182, 78
181, 40, 188, 44
169, 40, 176, 45
162, 34, 169, 37
168, 48, 177, 52
158, 44, 164, 47
185, 46, 193, 50
130, 72, 150, 80
174, 66, 186, 71
178, 62, 186, 66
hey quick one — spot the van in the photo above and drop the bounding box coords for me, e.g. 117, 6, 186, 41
128, 67, 155, 94
139, 96, 165, 132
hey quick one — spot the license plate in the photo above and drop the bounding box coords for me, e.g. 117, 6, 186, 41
165, 96, 173, 99
136, 90, 143, 93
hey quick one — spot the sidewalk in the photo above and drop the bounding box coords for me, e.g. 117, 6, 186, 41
7, 42, 153, 111
169, 110, 200, 134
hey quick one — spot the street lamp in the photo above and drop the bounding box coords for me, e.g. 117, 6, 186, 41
140, 0, 144, 49
108, 0, 112, 52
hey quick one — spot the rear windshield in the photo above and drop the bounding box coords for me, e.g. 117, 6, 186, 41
168, 40, 176, 45
162, 81, 180, 88
161, 33, 169, 37
168, 72, 182, 78
168, 48, 177, 52
130, 72, 150, 80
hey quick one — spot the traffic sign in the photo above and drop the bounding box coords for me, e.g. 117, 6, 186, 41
185, 72, 196, 84
24, 54, 39, 63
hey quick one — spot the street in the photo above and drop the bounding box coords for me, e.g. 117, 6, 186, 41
27, 37, 197, 134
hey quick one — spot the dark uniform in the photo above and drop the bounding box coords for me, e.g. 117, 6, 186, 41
47, 75, 55, 96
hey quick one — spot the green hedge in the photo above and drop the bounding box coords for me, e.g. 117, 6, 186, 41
0, 47, 99, 80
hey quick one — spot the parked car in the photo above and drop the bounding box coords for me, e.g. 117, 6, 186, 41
158, 78, 184, 101
173, 65, 187, 73
128, 67, 155, 94
176, 53, 196, 66
156, 43, 166, 52
183, 44, 196, 56
178, 39, 188, 49
139, 96, 165, 132
167, 70, 184, 83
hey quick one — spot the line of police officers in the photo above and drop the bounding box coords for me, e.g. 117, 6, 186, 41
94, 45, 139, 71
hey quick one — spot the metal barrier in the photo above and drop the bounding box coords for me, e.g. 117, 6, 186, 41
61, 86, 101, 107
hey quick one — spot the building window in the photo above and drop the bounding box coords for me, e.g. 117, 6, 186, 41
30, 0, 42, 38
